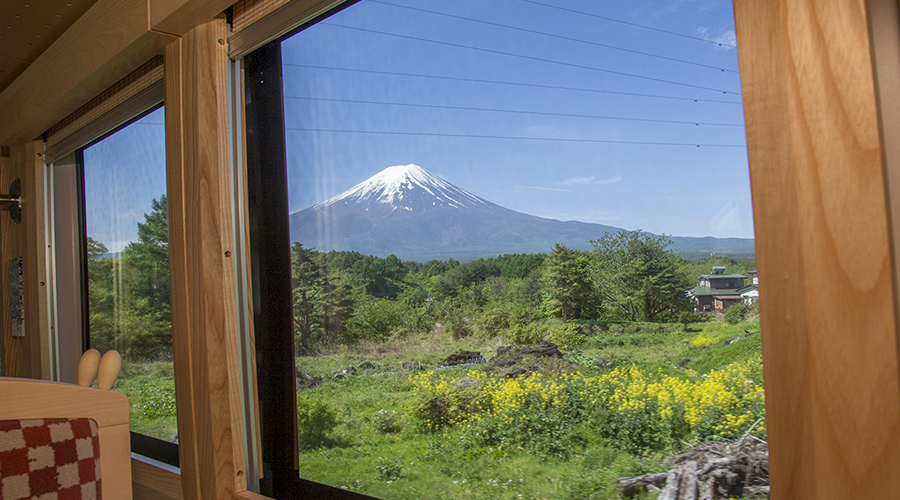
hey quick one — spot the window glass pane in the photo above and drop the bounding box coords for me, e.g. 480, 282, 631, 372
279, 1, 759, 497
82, 107, 176, 443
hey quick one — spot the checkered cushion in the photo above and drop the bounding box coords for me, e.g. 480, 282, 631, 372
0, 418, 101, 500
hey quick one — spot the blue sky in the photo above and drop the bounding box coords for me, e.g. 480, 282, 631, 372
282, 0, 750, 239
83, 0, 750, 254
83, 107, 166, 253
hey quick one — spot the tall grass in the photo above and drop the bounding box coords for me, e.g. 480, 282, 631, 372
117, 316, 764, 499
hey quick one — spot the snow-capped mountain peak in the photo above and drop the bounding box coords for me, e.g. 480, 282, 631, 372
320, 163, 487, 212
288, 163, 753, 262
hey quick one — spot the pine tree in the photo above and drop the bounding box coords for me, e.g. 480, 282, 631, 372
541, 243, 594, 321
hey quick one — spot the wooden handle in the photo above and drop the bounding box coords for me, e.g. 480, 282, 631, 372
77, 349, 101, 387
97, 350, 122, 390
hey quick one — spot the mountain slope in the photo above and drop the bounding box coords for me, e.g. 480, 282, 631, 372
289, 164, 754, 261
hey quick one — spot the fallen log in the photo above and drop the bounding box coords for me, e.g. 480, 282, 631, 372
678, 461, 698, 500
615, 473, 667, 496
616, 434, 769, 499
657, 469, 682, 500
698, 478, 715, 499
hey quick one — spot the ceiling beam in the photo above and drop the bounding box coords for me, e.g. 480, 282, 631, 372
0, 0, 178, 146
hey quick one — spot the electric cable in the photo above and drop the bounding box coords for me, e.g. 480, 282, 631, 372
516, 0, 739, 48
283, 95, 744, 127
285, 127, 746, 148
320, 22, 741, 95
282, 63, 743, 104
368, 0, 739, 74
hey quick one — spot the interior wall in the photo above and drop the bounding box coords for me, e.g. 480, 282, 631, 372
0, 140, 49, 379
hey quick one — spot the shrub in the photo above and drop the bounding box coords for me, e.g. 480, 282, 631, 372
593, 401, 668, 455
297, 396, 338, 447
462, 393, 582, 460
448, 315, 472, 339
679, 311, 701, 329
477, 306, 511, 337
547, 324, 585, 352
409, 359, 766, 458
723, 303, 748, 324
408, 371, 486, 432
375, 457, 402, 481
501, 322, 546, 345
347, 298, 404, 341
371, 409, 402, 434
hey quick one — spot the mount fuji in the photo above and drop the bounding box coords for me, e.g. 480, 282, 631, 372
288, 164, 754, 261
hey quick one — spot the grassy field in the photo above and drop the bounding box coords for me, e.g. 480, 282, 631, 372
116, 358, 178, 442
291, 318, 764, 499
114, 316, 764, 499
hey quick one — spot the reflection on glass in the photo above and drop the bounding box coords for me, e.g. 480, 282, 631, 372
83, 107, 176, 443
281, 1, 760, 498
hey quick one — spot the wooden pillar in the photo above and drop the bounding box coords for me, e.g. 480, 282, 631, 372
734, 1, 900, 497
165, 16, 247, 499
0, 140, 49, 379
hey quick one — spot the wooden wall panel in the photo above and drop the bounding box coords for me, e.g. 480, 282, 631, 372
132, 455, 185, 500
0, 0, 172, 146
165, 17, 247, 500
0, 140, 49, 379
150, 0, 236, 37
0, 151, 18, 376
734, 1, 900, 498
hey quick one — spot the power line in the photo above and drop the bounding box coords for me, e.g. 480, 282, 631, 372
285, 127, 746, 148
284, 63, 743, 104
282, 63, 743, 104
320, 23, 741, 95
517, 0, 738, 49
645, 0, 734, 20
284, 95, 744, 127
368, 0, 739, 74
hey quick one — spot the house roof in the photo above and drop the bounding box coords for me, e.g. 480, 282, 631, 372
738, 284, 758, 294
714, 295, 743, 300
688, 285, 743, 296
698, 273, 748, 280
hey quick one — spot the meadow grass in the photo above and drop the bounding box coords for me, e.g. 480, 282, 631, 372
115, 359, 178, 442
291, 317, 763, 499
117, 316, 763, 499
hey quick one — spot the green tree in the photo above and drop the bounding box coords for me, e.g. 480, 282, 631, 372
121, 195, 170, 319
87, 237, 108, 264
291, 245, 359, 351
118, 195, 171, 359
540, 244, 596, 321
87, 237, 117, 353
292, 243, 324, 353
87, 195, 173, 360
591, 230, 692, 322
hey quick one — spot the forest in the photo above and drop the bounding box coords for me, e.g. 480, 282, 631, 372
87, 196, 756, 360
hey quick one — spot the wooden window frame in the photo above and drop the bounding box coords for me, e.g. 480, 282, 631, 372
171, 1, 900, 497
3, 0, 900, 498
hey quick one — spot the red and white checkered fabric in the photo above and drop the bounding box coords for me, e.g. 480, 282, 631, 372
0, 418, 101, 500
